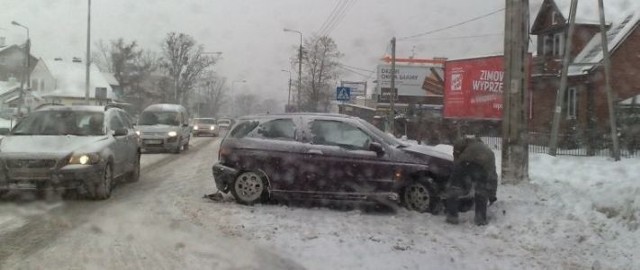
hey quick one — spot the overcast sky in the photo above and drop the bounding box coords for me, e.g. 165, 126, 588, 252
9, 0, 630, 104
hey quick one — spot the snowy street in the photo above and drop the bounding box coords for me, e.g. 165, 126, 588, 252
0, 136, 638, 270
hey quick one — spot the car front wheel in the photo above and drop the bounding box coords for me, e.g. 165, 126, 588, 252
402, 177, 438, 213
93, 164, 113, 200
231, 171, 268, 205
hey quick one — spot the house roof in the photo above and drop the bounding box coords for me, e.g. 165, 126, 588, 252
569, 8, 640, 75
102, 73, 120, 86
620, 94, 639, 105
0, 80, 20, 97
38, 59, 115, 99
554, 0, 636, 24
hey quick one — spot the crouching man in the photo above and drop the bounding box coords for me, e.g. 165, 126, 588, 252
444, 137, 498, 226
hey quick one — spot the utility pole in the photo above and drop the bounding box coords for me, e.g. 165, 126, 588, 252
298, 41, 303, 111
85, 0, 91, 104
502, 0, 530, 184
389, 37, 396, 134
549, 0, 578, 155
598, 0, 621, 161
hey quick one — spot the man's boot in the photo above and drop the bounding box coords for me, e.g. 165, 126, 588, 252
474, 195, 488, 226
445, 197, 460, 224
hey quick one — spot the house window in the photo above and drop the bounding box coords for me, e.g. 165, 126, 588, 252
551, 11, 560, 25
543, 35, 553, 55
567, 87, 577, 119
553, 33, 564, 56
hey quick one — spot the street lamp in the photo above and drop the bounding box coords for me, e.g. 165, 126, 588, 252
283, 28, 303, 111
11, 20, 30, 114
281, 69, 292, 107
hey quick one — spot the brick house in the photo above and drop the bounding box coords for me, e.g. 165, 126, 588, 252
529, 0, 640, 148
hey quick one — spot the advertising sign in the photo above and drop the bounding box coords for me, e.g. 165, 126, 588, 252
376, 64, 444, 103
443, 56, 505, 120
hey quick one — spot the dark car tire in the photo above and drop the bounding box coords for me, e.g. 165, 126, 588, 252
173, 138, 182, 154
93, 163, 113, 200
230, 171, 269, 205
127, 153, 141, 183
401, 177, 438, 213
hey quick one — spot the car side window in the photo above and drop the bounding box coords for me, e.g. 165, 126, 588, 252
117, 111, 134, 129
251, 119, 296, 141
310, 120, 372, 150
109, 113, 125, 131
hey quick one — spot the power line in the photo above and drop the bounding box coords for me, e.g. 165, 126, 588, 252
321, 0, 357, 36
338, 63, 375, 73
316, 0, 346, 35
398, 8, 505, 41
337, 65, 371, 78
412, 33, 503, 41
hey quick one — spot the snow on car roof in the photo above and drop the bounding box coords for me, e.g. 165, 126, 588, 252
38, 105, 106, 112
143, 103, 186, 112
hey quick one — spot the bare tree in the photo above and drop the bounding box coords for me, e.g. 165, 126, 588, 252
295, 35, 342, 112
233, 93, 259, 117
160, 32, 216, 105
194, 72, 228, 117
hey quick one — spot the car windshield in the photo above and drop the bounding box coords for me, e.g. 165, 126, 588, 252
138, 111, 180, 126
195, 119, 216, 124
358, 118, 405, 147
10, 110, 104, 136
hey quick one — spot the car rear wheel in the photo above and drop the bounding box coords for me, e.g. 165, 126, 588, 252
231, 171, 268, 205
93, 164, 113, 200
402, 177, 438, 213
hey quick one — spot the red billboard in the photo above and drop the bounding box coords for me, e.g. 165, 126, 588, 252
443, 55, 505, 120
443, 55, 532, 120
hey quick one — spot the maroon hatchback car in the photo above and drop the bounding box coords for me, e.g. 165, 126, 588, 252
212, 113, 454, 213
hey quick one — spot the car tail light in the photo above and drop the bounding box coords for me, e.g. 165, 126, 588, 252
218, 146, 232, 162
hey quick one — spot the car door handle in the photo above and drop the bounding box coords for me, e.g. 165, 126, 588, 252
307, 149, 323, 155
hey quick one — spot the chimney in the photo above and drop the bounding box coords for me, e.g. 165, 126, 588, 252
54, 57, 63, 61
72, 57, 82, 63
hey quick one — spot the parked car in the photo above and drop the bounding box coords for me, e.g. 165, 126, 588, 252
192, 118, 218, 137
0, 104, 141, 199
136, 104, 191, 153
212, 113, 454, 212
216, 118, 234, 131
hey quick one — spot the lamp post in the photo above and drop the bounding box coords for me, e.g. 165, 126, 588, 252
85, 0, 91, 103
283, 28, 302, 111
11, 20, 30, 114
281, 69, 292, 107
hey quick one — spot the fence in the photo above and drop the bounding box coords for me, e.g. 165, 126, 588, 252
479, 134, 640, 158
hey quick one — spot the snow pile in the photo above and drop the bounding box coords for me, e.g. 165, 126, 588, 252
529, 154, 640, 231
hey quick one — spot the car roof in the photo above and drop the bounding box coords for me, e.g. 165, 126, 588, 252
36, 105, 109, 113
143, 103, 186, 112
237, 113, 354, 121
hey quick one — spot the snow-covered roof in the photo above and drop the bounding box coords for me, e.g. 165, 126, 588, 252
554, 0, 637, 25
103, 73, 119, 86
39, 59, 115, 99
619, 94, 639, 105
569, 9, 640, 75
0, 80, 20, 96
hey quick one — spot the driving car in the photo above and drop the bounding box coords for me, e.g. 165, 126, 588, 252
216, 118, 233, 131
0, 104, 141, 200
212, 113, 454, 212
136, 104, 191, 153
192, 118, 218, 137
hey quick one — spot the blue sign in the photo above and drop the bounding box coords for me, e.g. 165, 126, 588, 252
336, 87, 351, 101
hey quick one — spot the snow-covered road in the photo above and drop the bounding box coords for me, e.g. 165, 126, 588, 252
1, 137, 638, 270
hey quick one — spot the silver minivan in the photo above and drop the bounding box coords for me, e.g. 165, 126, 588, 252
136, 104, 191, 154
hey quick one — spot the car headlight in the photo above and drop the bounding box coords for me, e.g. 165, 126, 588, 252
69, 153, 101, 165
193, 125, 199, 130
135, 130, 141, 136
210, 126, 215, 130
168, 131, 178, 137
